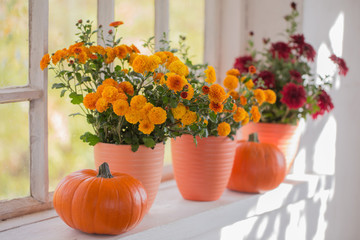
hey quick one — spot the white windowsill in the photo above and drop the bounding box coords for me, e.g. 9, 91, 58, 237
0, 174, 333, 240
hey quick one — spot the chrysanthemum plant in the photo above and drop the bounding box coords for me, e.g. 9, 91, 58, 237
41, 20, 208, 151
233, 2, 348, 125
151, 36, 275, 142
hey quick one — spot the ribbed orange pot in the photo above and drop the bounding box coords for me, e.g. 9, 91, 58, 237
237, 122, 301, 174
94, 143, 164, 212
171, 135, 237, 201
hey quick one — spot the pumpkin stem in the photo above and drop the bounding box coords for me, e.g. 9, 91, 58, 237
97, 162, 113, 178
248, 132, 259, 143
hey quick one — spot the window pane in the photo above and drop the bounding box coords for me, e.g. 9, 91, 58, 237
169, 0, 205, 64
0, 102, 29, 200
48, 0, 97, 191
0, 0, 28, 88
115, 0, 155, 54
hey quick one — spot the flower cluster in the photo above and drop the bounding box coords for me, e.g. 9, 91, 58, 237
233, 2, 348, 124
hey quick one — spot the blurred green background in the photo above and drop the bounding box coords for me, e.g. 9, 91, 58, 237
0, 0, 204, 200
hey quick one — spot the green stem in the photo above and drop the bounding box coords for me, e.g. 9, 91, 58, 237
97, 162, 113, 178
248, 132, 259, 143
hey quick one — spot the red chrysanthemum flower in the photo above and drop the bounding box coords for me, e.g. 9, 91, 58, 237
330, 54, 348, 76
233, 55, 253, 73
270, 42, 291, 60
303, 43, 316, 62
254, 70, 276, 89
289, 70, 302, 83
280, 83, 306, 109
291, 34, 305, 46
180, 92, 188, 99
312, 90, 334, 119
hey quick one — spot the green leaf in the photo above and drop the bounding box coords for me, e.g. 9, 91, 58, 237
209, 111, 217, 123
143, 137, 156, 148
75, 72, 82, 83
60, 89, 66, 97
52, 83, 65, 89
131, 144, 140, 152
69, 92, 83, 104
115, 65, 122, 72
69, 112, 82, 117
80, 132, 100, 146
86, 114, 96, 124
82, 76, 91, 82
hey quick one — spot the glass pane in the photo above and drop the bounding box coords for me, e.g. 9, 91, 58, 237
48, 0, 97, 192
0, 0, 28, 87
115, 0, 155, 54
0, 102, 30, 200
169, 0, 205, 64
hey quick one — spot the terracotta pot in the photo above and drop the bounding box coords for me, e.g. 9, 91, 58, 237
237, 122, 300, 174
94, 142, 164, 212
171, 135, 237, 201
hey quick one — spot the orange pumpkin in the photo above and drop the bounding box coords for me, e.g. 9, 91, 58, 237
227, 133, 286, 193
53, 162, 148, 235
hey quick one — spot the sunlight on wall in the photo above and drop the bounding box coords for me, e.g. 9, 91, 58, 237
285, 200, 306, 239
220, 217, 257, 240
316, 43, 335, 85
329, 12, 344, 57
313, 116, 336, 174
293, 148, 306, 174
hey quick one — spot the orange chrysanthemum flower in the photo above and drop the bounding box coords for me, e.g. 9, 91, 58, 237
217, 122, 231, 136
184, 83, 194, 100
153, 72, 164, 83
228, 90, 240, 100
118, 81, 134, 96
132, 55, 148, 73
245, 79, 254, 89
114, 45, 128, 59
233, 107, 247, 122
168, 60, 189, 76
130, 44, 140, 54
148, 55, 161, 72
181, 110, 197, 126
130, 95, 147, 110
113, 99, 129, 116
249, 65, 256, 74
104, 47, 116, 64
264, 89, 277, 104
138, 119, 155, 135
171, 103, 187, 120
96, 98, 109, 113
166, 74, 187, 92
240, 95, 247, 106
223, 75, 239, 90
102, 86, 119, 103
102, 78, 118, 87
125, 107, 141, 124
226, 68, 241, 76
202, 85, 210, 94
77, 51, 88, 64
40, 53, 50, 70
209, 102, 224, 114
208, 84, 226, 103
51, 49, 67, 65
241, 112, 250, 125
139, 102, 154, 121
204, 66, 216, 84
109, 21, 124, 27
148, 107, 167, 125
154, 52, 167, 64
83, 92, 100, 110
250, 106, 261, 123
253, 89, 266, 105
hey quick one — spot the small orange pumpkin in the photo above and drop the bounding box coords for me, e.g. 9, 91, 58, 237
227, 132, 286, 193
53, 162, 147, 235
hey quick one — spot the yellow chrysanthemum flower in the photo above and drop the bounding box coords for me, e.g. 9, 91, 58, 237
132, 55, 148, 73
129, 53, 139, 65
250, 106, 261, 123
209, 102, 224, 114
40, 53, 50, 70
245, 79, 254, 89
168, 60, 189, 76
96, 98, 109, 113
130, 95, 147, 110
241, 112, 250, 125
154, 52, 167, 64
226, 69, 241, 76
125, 107, 141, 124
166, 74, 187, 92
139, 102, 154, 121
233, 107, 247, 122
205, 65, 216, 84
138, 119, 155, 134
223, 75, 239, 90
147, 55, 162, 72
264, 89, 277, 104
105, 47, 116, 64
240, 76, 247, 82
253, 89, 266, 105
83, 92, 100, 110
181, 110, 197, 126
148, 107, 167, 125
118, 81, 134, 96
171, 103, 187, 120
185, 83, 194, 100
112, 99, 129, 116
217, 122, 231, 136
208, 84, 227, 103
102, 86, 119, 103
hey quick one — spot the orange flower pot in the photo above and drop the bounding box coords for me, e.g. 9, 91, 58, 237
94, 142, 164, 212
171, 135, 237, 201
237, 122, 301, 174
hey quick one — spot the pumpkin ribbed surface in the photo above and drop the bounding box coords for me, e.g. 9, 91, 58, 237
94, 143, 164, 212
171, 135, 237, 201
238, 122, 300, 174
